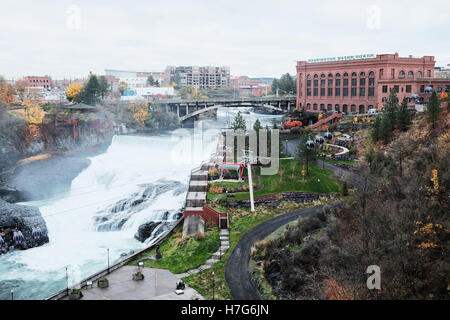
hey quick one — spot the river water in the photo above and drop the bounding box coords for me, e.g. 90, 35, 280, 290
0, 107, 282, 300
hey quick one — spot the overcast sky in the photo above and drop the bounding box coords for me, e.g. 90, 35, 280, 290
1, 0, 449, 80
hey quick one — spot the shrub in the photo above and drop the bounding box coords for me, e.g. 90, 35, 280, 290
205, 220, 217, 230
342, 182, 349, 196
194, 232, 205, 241
208, 167, 219, 178
298, 215, 323, 235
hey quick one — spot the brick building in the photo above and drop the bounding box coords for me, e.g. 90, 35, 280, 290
230, 76, 271, 97
296, 53, 450, 113
23, 76, 52, 89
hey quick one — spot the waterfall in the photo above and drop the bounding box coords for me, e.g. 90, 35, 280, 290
0, 108, 283, 300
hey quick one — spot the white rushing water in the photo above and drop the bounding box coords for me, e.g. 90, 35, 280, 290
0, 107, 282, 300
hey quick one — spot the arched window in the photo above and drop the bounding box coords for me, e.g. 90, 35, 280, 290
321, 74, 325, 78
369, 71, 375, 76
335, 104, 340, 112
335, 73, 341, 77
313, 103, 318, 110
307, 74, 311, 79
328, 73, 333, 78
417, 71, 422, 78
343, 104, 348, 113
399, 70, 405, 78
343, 72, 348, 77
314, 74, 318, 78
359, 105, 365, 114
307, 103, 311, 110
351, 72, 357, 77
327, 104, 332, 111
408, 71, 413, 77
320, 104, 325, 110
360, 72, 366, 77
351, 104, 356, 113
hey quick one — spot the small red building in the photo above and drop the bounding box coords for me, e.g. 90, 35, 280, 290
296, 53, 450, 113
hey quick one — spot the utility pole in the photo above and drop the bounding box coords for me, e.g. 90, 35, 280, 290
248, 162, 255, 212
244, 152, 255, 213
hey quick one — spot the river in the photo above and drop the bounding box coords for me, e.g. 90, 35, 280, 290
0, 107, 283, 300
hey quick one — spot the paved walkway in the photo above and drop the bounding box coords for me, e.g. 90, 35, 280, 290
65, 266, 204, 300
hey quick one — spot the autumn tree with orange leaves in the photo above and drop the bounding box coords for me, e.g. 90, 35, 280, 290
0, 76, 15, 107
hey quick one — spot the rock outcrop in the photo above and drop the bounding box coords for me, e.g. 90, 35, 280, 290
134, 221, 162, 242
93, 179, 186, 232
0, 199, 49, 254
0, 183, 23, 203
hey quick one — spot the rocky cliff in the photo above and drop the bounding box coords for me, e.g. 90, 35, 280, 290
0, 199, 49, 254
0, 114, 114, 202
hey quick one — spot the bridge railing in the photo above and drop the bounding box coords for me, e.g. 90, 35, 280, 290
149, 97, 296, 104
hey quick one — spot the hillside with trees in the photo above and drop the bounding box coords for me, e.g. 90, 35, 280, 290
252, 92, 449, 300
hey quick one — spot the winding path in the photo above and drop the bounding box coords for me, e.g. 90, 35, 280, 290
225, 205, 325, 300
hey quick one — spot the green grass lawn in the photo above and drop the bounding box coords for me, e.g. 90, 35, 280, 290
183, 208, 277, 300
207, 159, 342, 201
127, 226, 220, 274
209, 181, 251, 188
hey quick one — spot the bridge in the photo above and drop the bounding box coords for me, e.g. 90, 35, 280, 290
148, 97, 297, 122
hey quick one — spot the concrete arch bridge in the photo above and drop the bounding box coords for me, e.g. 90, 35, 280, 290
148, 97, 297, 123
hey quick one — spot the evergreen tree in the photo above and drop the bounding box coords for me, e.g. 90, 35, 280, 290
271, 79, 279, 95
342, 181, 349, 196
253, 119, 263, 157
377, 89, 399, 144
379, 115, 392, 144
98, 76, 109, 100
296, 132, 317, 175
231, 111, 246, 131
253, 118, 262, 134
80, 74, 100, 105
384, 88, 399, 132
397, 98, 412, 132
426, 91, 440, 128
371, 116, 381, 142
272, 120, 278, 129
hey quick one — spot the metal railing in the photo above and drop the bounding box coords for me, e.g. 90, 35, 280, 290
149, 97, 296, 105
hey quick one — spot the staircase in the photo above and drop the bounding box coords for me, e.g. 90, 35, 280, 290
309, 113, 342, 129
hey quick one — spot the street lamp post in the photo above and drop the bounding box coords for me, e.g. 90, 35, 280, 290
65, 266, 69, 295
107, 248, 110, 273
212, 271, 215, 300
